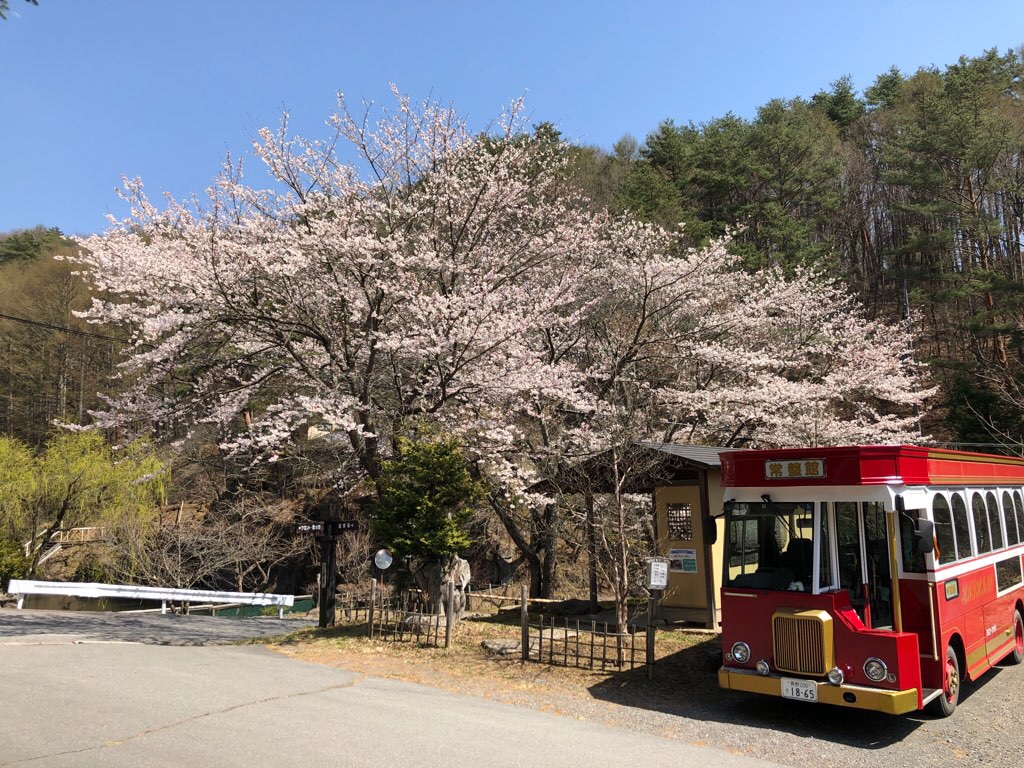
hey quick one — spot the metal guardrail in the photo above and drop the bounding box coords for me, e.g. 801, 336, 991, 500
7, 580, 295, 619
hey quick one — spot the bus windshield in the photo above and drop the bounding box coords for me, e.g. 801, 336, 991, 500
725, 501, 817, 592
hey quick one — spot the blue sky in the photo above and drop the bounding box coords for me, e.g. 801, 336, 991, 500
1, 1, 1022, 235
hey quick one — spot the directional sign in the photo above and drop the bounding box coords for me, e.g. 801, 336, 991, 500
296, 520, 358, 535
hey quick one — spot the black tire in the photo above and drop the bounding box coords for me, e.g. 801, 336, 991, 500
929, 643, 960, 717
1008, 608, 1024, 666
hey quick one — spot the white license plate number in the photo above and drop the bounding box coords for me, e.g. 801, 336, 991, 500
781, 677, 818, 702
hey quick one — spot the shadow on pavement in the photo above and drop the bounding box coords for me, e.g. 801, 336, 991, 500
587, 635, 929, 750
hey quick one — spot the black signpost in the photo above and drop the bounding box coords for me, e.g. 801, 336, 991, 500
319, 529, 337, 628
296, 519, 357, 628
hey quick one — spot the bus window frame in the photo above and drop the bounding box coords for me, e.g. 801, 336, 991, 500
985, 490, 1005, 551
813, 502, 840, 594
931, 492, 956, 566
971, 491, 991, 555
951, 491, 973, 561
1002, 490, 1018, 546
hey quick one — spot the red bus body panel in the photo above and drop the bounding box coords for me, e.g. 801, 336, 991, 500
721, 445, 1024, 488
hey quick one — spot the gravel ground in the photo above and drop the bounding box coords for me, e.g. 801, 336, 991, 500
274, 624, 1024, 768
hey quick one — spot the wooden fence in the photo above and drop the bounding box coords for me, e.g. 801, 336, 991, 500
359, 580, 457, 648
524, 614, 650, 671
368, 595, 445, 647
517, 587, 656, 677
332, 581, 657, 674
464, 583, 519, 612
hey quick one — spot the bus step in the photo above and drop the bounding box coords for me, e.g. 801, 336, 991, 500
921, 688, 942, 706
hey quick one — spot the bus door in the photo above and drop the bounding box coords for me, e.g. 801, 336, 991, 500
834, 501, 894, 629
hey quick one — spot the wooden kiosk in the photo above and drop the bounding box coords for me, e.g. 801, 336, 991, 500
644, 444, 731, 627
538, 442, 730, 629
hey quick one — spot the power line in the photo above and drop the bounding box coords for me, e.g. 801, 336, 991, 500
0, 311, 134, 345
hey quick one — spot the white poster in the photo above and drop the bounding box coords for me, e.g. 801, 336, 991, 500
668, 548, 698, 574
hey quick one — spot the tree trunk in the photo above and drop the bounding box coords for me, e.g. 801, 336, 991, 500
586, 492, 599, 611
483, 485, 559, 600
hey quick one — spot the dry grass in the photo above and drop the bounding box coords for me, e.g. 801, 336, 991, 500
266, 607, 723, 712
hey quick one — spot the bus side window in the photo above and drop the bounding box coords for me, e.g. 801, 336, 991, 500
986, 491, 1004, 550
932, 495, 956, 565
900, 509, 928, 573
1002, 491, 1018, 546
951, 493, 972, 559
972, 492, 992, 554
1014, 491, 1024, 545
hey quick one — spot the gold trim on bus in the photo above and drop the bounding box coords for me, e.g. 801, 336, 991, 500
967, 645, 987, 666
719, 668, 919, 715
926, 449, 1024, 466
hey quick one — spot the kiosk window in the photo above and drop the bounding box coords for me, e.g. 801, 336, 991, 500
667, 503, 693, 540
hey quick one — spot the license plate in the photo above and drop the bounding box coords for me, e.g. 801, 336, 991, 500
780, 677, 818, 702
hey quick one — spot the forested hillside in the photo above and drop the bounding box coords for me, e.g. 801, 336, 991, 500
569, 48, 1024, 445
0, 227, 122, 445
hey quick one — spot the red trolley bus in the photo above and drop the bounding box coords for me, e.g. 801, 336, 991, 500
716, 445, 1024, 716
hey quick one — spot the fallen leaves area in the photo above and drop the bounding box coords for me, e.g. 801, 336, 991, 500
266, 606, 723, 725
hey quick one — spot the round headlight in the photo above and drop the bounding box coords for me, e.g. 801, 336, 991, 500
827, 667, 845, 686
731, 642, 751, 664
863, 658, 887, 682
756, 659, 771, 676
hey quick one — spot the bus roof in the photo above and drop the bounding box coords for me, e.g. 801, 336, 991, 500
720, 445, 1024, 488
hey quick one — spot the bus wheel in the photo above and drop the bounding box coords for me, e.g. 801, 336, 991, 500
929, 644, 960, 717
1010, 609, 1024, 666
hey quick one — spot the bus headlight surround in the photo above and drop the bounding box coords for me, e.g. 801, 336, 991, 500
827, 667, 845, 686
863, 658, 888, 682
756, 659, 770, 676
731, 642, 751, 664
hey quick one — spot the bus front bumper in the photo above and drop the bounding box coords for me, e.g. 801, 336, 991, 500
718, 667, 920, 715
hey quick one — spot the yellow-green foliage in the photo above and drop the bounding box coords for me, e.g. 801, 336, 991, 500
38, 433, 167, 526
0, 433, 167, 574
0, 437, 36, 543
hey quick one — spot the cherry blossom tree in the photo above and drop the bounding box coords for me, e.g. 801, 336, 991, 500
76, 89, 599, 482
460, 222, 934, 595
74, 88, 933, 598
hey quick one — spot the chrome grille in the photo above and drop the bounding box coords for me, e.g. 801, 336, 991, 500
773, 611, 829, 675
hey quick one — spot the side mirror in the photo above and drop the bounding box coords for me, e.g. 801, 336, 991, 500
914, 519, 935, 555
703, 516, 719, 546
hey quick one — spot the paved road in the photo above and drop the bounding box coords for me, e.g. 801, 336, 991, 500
0, 607, 311, 645
0, 610, 780, 768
